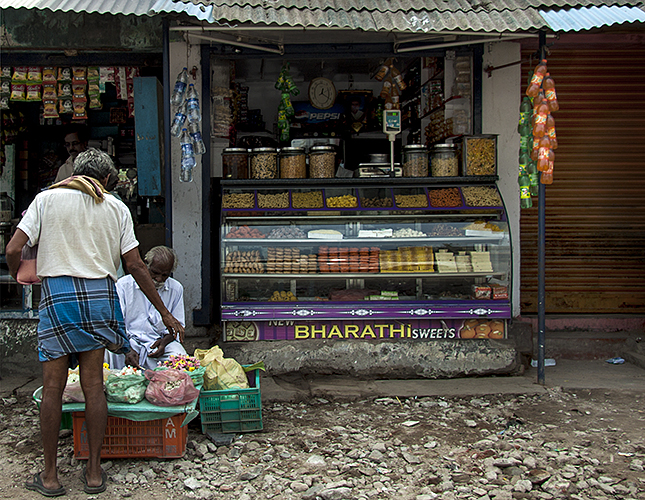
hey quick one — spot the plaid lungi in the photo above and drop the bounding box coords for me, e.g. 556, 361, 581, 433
37, 276, 131, 362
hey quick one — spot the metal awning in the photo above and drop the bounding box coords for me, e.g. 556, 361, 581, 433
0, 0, 214, 21
539, 4, 645, 31
174, 0, 645, 33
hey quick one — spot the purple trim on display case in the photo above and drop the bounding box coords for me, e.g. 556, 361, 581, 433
222, 300, 511, 322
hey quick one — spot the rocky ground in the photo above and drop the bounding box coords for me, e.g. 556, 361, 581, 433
0, 386, 644, 500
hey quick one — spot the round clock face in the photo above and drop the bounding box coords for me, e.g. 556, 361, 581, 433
308, 77, 336, 110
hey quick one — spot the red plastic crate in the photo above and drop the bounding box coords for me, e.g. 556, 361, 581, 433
73, 412, 188, 459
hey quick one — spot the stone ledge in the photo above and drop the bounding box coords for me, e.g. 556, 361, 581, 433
223, 339, 522, 379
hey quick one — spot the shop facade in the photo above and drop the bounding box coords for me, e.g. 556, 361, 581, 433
2, 1, 644, 377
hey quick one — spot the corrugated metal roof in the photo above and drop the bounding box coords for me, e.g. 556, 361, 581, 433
202, 5, 547, 32
539, 5, 645, 31
0, 0, 213, 21
177, 0, 645, 32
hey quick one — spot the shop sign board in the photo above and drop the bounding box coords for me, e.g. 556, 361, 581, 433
224, 318, 505, 342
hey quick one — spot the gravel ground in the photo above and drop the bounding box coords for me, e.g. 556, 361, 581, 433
1, 384, 644, 500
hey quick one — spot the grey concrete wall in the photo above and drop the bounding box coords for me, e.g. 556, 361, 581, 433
222, 338, 523, 379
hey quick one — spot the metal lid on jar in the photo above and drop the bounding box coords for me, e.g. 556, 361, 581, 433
310, 145, 335, 153
432, 143, 457, 150
222, 148, 248, 154
251, 147, 277, 153
402, 144, 427, 151
279, 147, 305, 155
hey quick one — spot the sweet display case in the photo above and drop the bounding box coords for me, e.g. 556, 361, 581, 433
219, 178, 510, 342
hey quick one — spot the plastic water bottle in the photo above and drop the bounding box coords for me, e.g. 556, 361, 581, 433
188, 121, 206, 155
185, 84, 201, 123
171, 68, 188, 106
179, 128, 195, 182
170, 101, 187, 137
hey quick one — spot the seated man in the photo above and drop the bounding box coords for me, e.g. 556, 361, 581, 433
107, 246, 186, 370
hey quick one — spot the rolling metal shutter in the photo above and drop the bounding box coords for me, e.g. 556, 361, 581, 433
520, 40, 645, 314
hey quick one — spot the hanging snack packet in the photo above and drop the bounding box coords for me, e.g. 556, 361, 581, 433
73, 99, 88, 119
57, 67, 72, 81
72, 83, 87, 101
1, 67, 12, 79
0, 96, 10, 110
27, 67, 42, 83
126, 66, 140, 79
42, 67, 57, 83
26, 84, 42, 101
43, 100, 59, 118
0, 80, 10, 95
42, 83, 57, 100
12, 67, 28, 82
72, 66, 86, 83
100, 66, 115, 83
59, 98, 73, 114
88, 93, 102, 109
88, 81, 100, 96
58, 82, 73, 98
87, 66, 100, 81
10, 84, 26, 101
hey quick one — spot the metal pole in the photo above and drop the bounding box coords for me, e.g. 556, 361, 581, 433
537, 30, 547, 385
162, 19, 172, 247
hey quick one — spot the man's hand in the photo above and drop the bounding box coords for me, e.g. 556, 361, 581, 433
148, 333, 175, 359
124, 351, 141, 369
162, 312, 185, 344
148, 339, 166, 359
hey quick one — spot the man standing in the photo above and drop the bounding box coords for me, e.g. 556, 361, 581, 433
107, 246, 187, 370
54, 124, 89, 183
6, 148, 183, 497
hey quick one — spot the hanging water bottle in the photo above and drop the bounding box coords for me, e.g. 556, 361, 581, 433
171, 68, 189, 106
188, 121, 206, 155
179, 128, 195, 182
170, 101, 187, 137
185, 84, 202, 123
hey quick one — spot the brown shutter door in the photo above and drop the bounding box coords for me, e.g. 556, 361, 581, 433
520, 39, 645, 314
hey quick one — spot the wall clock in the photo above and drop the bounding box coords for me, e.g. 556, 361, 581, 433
308, 77, 336, 110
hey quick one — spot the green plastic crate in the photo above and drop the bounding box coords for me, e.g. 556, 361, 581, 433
199, 368, 262, 434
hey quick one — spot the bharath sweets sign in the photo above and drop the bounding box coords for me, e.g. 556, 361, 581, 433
224, 318, 505, 342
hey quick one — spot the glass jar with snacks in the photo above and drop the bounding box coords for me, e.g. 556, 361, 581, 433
402, 144, 428, 177
430, 143, 458, 177
309, 145, 336, 178
461, 135, 497, 176
222, 148, 248, 179
250, 147, 278, 179
279, 147, 306, 178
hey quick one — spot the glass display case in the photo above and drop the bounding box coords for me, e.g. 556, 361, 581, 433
219, 179, 510, 342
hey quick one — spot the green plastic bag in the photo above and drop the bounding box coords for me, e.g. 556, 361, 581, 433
105, 373, 148, 404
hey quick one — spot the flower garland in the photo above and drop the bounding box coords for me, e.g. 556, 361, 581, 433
159, 354, 200, 372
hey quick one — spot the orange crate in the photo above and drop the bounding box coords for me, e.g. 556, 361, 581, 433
73, 412, 188, 459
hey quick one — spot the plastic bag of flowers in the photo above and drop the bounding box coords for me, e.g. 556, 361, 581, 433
105, 366, 148, 404
144, 368, 200, 407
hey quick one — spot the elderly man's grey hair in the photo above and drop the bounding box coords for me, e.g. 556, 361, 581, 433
72, 147, 118, 181
144, 246, 178, 273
